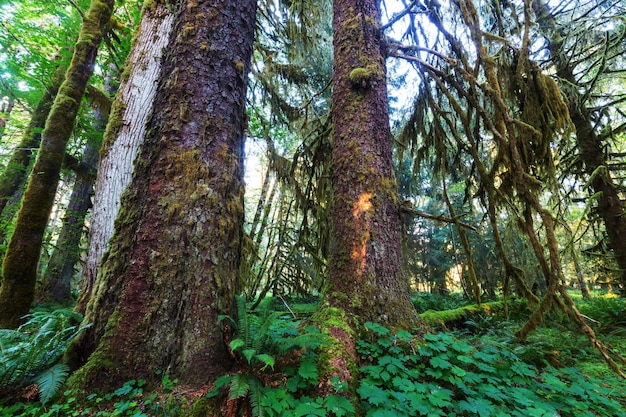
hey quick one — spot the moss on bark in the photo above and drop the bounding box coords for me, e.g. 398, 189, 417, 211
0, 0, 114, 329
67, 0, 258, 392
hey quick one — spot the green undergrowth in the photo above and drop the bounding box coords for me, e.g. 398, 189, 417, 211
209, 295, 355, 416
358, 322, 626, 417
0, 307, 89, 405
3, 294, 625, 416
1, 375, 183, 416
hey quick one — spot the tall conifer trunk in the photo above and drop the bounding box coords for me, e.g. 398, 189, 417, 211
67, 0, 257, 390
327, 0, 418, 328
0, 0, 114, 329
76, 1, 174, 314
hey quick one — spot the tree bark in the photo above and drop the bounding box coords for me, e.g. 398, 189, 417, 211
67, 0, 257, 390
327, 0, 419, 329
533, 0, 626, 292
0, 67, 63, 219
41, 129, 101, 305
0, 0, 114, 329
76, 2, 175, 314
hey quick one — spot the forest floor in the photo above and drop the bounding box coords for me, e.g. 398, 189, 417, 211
2, 290, 626, 416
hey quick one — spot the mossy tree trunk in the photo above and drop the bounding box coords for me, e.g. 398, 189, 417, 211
533, 0, 626, 293
41, 108, 106, 305
0, 66, 64, 221
76, 1, 174, 314
67, 0, 257, 390
42, 68, 114, 305
0, 0, 114, 329
327, 0, 419, 330
317, 0, 421, 398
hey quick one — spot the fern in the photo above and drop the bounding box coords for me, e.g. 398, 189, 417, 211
35, 363, 69, 404
0, 308, 90, 403
214, 296, 329, 417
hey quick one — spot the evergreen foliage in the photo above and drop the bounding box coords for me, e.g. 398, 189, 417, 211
0, 308, 88, 404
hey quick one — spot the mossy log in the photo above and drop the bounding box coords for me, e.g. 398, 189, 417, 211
419, 301, 521, 329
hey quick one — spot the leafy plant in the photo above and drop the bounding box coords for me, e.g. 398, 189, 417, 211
411, 292, 468, 314
0, 308, 90, 404
210, 296, 354, 417
357, 322, 626, 417
576, 295, 626, 335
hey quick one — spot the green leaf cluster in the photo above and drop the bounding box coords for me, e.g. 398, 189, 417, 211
2, 375, 182, 416
0, 308, 90, 405
210, 297, 354, 417
357, 323, 626, 417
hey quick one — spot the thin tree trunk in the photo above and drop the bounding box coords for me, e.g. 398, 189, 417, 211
41, 132, 101, 305
0, 96, 15, 143
41, 66, 115, 305
0, 0, 114, 329
0, 68, 63, 219
76, 2, 175, 314
67, 0, 257, 390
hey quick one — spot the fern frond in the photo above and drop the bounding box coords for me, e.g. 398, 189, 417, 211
248, 377, 266, 417
229, 373, 250, 399
35, 363, 69, 404
0, 308, 87, 403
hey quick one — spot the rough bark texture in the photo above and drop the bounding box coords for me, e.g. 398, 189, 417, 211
76, 2, 174, 314
42, 130, 100, 305
327, 0, 419, 329
67, 0, 257, 389
533, 0, 626, 292
0, 0, 114, 329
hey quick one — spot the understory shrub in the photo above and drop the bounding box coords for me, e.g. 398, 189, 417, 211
208, 296, 354, 417
0, 308, 89, 405
357, 322, 626, 417
411, 292, 468, 313
575, 295, 626, 335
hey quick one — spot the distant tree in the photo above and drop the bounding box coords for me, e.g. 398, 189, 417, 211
41, 80, 113, 305
533, 0, 626, 293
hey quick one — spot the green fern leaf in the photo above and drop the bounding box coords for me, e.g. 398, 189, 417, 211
256, 354, 275, 370
35, 363, 69, 404
230, 338, 245, 352
243, 349, 256, 363
248, 378, 265, 417
229, 373, 250, 399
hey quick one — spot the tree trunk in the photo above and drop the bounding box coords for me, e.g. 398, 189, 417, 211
327, 0, 419, 329
0, 67, 63, 219
533, 0, 626, 292
67, 0, 257, 390
76, 2, 175, 314
0, 0, 114, 329
0, 96, 15, 143
41, 133, 100, 305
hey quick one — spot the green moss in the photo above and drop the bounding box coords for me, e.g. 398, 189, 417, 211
349, 67, 370, 88
419, 302, 504, 326
184, 398, 212, 416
